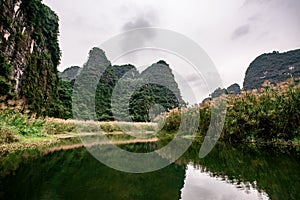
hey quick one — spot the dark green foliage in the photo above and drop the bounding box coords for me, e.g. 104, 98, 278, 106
69, 49, 183, 121
59, 79, 74, 117
72, 48, 111, 120
48, 79, 74, 119
128, 61, 184, 122
0, 6, 12, 30
0, 110, 45, 137
20, 0, 61, 67
0, 53, 11, 78
95, 66, 118, 121
129, 84, 153, 122
19, 53, 58, 116
110, 77, 141, 121
130, 84, 179, 122
0, 0, 61, 117
0, 53, 13, 96
62, 53, 184, 122
13, 32, 26, 52
113, 64, 136, 78
0, 78, 12, 96
161, 110, 181, 133
19, 1, 61, 116
95, 61, 183, 122
244, 49, 300, 90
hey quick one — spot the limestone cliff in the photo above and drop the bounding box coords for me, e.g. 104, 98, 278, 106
64, 48, 184, 122
59, 66, 81, 81
0, 0, 60, 115
243, 49, 300, 90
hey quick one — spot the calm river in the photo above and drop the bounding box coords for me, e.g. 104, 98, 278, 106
0, 142, 299, 199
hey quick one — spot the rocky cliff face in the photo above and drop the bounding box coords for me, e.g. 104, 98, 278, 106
139, 60, 184, 105
64, 48, 184, 122
243, 49, 300, 90
0, 0, 60, 115
59, 66, 81, 81
227, 83, 241, 94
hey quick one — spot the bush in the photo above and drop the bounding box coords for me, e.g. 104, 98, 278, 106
160, 79, 300, 143
0, 127, 18, 144
0, 110, 45, 136
43, 119, 75, 135
161, 109, 181, 132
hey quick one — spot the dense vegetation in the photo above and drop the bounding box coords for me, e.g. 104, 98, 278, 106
160, 79, 300, 144
244, 49, 300, 90
54, 79, 74, 119
0, 0, 60, 117
0, 107, 74, 154
0, 53, 13, 97
20, 0, 60, 67
61, 48, 184, 122
1, 1, 300, 155
0, 2, 299, 199
58, 66, 81, 81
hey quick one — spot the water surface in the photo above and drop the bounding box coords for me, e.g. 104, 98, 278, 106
0, 142, 299, 199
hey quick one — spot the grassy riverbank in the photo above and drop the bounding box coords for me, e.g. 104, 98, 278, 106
0, 110, 157, 157
1, 79, 299, 158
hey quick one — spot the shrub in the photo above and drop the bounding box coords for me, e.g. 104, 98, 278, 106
159, 78, 300, 143
0, 110, 45, 136
0, 127, 18, 144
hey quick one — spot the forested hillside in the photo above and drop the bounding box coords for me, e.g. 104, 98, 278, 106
60, 48, 184, 122
0, 0, 60, 116
244, 49, 300, 90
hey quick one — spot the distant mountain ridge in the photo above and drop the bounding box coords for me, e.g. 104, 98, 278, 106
62, 47, 184, 121
59, 66, 81, 81
243, 49, 300, 90
204, 49, 300, 101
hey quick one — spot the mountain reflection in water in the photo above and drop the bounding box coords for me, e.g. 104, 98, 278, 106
181, 165, 269, 200
0, 142, 299, 200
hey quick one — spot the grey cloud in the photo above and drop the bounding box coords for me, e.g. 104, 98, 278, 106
186, 74, 206, 86
231, 24, 250, 40
248, 14, 261, 22
123, 17, 152, 31
186, 74, 200, 83
283, 0, 300, 27
120, 13, 158, 51
242, 0, 271, 6
122, 8, 158, 31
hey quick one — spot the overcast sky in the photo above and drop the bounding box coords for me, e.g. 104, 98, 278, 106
44, 0, 300, 102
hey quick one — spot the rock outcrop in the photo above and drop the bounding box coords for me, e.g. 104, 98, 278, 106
227, 83, 241, 94
64, 48, 184, 122
0, 0, 60, 115
243, 49, 300, 90
59, 66, 81, 81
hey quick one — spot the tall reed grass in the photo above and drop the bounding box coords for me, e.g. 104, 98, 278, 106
159, 78, 300, 144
